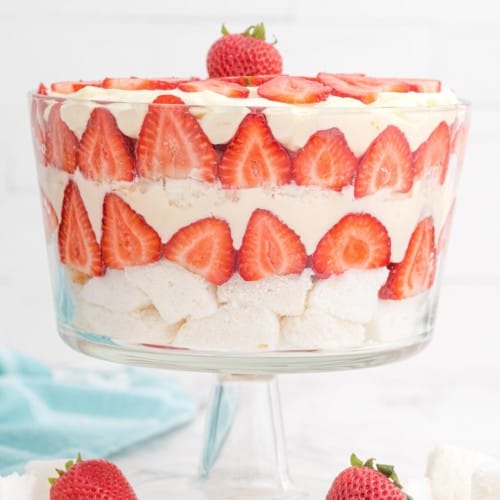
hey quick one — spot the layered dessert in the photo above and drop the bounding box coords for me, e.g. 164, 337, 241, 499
31, 72, 468, 352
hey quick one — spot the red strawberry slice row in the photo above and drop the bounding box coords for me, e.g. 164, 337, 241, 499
379, 217, 436, 300
178, 78, 249, 98
292, 128, 358, 191
102, 77, 198, 91
216, 74, 282, 86
238, 209, 307, 281
218, 112, 291, 188
58, 181, 103, 277
51, 80, 103, 93
164, 217, 235, 285
413, 121, 451, 184
312, 213, 391, 277
354, 125, 414, 198
317, 73, 379, 104
257, 75, 331, 104
78, 107, 135, 182
136, 95, 218, 182
39, 188, 59, 240
333, 74, 413, 92
101, 193, 162, 269
46, 103, 79, 173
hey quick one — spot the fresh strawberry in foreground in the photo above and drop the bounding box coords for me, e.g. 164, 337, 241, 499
178, 78, 249, 98
58, 181, 104, 277
218, 112, 291, 188
257, 75, 331, 104
79, 107, 135, 182
326, 454, 412, 500
354, 125, 414, 198
312, 213, 391, 277
164, 218, 235, 285
207, 23, 283, 78
101, 193, 162, 269
379, 217, 436, 300
413, 121, 451, 185
46, 103, 79, 173
136, 94, 218, 182
238, 209, 307, 281
293, 128, 358, 190
49, 455, 136, 500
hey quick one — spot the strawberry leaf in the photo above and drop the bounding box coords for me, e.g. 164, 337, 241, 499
350, 453, 364, 467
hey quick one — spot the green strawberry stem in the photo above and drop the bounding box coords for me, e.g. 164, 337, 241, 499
48, 453, 83, 485
221, 22, 267, 41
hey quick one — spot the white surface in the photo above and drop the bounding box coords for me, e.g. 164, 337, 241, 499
1, 2, 500, 499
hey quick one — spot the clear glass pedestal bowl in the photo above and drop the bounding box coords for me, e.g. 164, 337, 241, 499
30, 89, 469, 499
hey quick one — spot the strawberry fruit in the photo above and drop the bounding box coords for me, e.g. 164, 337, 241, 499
312, 213, 391, 277
136, 95, 218, 182
178, 78, 249, 98
78, 107, 135, 182
257, 75, 331, 104
164, 217, 235, 285
58, 181, 103, 277
207, 23, 283, 78
354, 125, 414, 198
379, 217, 436, 300
46, 103, 79, 173
49, 455, 136, 500
326, 453, 412, 500
238, 209, 307, 281
292, 128, 358, 190
51, 80, 103, 93
101, 193, 162, 269
218, 112, 291, 188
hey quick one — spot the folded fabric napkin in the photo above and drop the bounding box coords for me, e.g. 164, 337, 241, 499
0, 350, 197, 476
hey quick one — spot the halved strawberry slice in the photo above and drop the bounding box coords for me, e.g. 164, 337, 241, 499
102, 77, 159, 90
379, 217, 436, 299
218, 112, 291, 188
51, 80, 103, 93
413, 121, 451, 184
257, 75, 331, 104
37, 83, 48, 95
39, 188, 59, 241
216, 75, 282, 86
238, 209, 307, 281
316, 73, 379, 104
354, 125, 414, 198
164, 218, 235, 285
154, 77, 200, 89
58, 181, 103, 276
101, 193, 162, 269
332, 74, 412, 93
46, 103, 79, 173
312, 213, 391, 277
178, 78, 249, 98
136, 95, 218, 182
292, 128, 358, 191
78, 107, 135, 182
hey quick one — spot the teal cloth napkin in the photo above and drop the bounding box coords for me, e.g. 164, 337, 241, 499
0, 350, 197, 475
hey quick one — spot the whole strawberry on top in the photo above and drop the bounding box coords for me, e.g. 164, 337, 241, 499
49, 454, 137, 500
326, 454, 413, 500
207, 22, 283, 77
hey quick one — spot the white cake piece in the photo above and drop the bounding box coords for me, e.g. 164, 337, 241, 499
0, 472, 36, 500
173, 305, 280, 351
25, 459, 70, 500
124, 260, 218, 325
281, 308, 365, 349
307, 268, 389, 323
405, 477, 433, 500
366, 293, 429, 343
80, 269, 151, 313
471, 461, 500, 500
427, 444, 495, 500
217, 270, 313, 316
73, 300, 179, 345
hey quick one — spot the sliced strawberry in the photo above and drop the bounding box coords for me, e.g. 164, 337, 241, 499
437, 201, 456, 254
317, 73, 379, 104
354, 125, 414, 198
216, 74, 282, 86
58, 181, 103, 276
154, 77, 200, 89
39, 188, 59, 240
178, 78, 249, 98
37, 83, 48, 95
312, 213, 391, 277
101, 193, 162, 269
414, 121, 451, 184
51, 80, 103, 93
379, 217, 436, 299
78, 107, 135, 182
332, 74, 412, 93
292, 128, 358, 191
238, 209, 307, 281
102, 77, 159, 90
164, 218, 235, 285
218, 113, 291, 188
393, 77, 441, 92
136, 95, 218, 182
257, 75, 331, 104
46, 103, 79, 173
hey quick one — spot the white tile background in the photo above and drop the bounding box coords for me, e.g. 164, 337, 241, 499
1, 1, 500, 488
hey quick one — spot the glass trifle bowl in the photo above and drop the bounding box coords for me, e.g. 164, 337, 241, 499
29, 76, 469, 499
